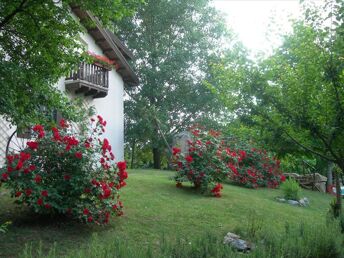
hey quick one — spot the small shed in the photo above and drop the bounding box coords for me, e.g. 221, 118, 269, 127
172, 131, 192, 155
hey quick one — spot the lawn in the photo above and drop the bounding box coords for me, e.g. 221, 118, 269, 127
0, 169, 338, 257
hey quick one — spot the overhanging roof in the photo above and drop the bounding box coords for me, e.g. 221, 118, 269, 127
71, 6, 139, 87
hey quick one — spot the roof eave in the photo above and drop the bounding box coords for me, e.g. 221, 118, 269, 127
71, 6, 139, 87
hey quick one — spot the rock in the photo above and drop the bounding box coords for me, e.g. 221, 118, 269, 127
276, 197, 286, 203
299, 197, 310, 207
223, 232, 254, 252
287, 200, 300, 206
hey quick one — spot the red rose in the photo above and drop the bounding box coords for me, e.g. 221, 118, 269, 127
192, 130, 200, 137
27, 141, 39, 150
19, 152, 31, 161
52, 127, 61, 141
172, 147, 181, 156
15, 191, 22, 197
185, 155, 193, 163
84, 141, 91, 148
83, 208, 89, 215
1, 173, 8, 181
29, 165, 36, 171
34, 175, 42, 183
33, 125, 45, 138
41, 190, 48, 197
33, 124, 44, 132
87, 216, 93, 222
64, 174, 71, 180
37, 198, 43, 206
45, 204, 52, 209
59, 119, 68, 128
15, 160, 23, 170
25, 189, 32, 196
280, 174, 286, 182
119, 171, 128, 180
6, 155, 14, 164
102, 138, 111, 153
102, 188, 111, 199
117, 161, 126, 171
75, 152, 82, 159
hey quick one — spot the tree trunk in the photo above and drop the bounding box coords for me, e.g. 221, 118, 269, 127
326, 162, 334, 192
153, 147, 161, 169
334, 169, 342, 217
130, 140, 136, 169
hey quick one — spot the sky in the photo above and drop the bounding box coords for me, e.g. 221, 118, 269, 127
212, 0, 322, 57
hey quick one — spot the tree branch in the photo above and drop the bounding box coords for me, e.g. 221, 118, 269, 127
283, 130, 335, 162
0, 0, 29, 30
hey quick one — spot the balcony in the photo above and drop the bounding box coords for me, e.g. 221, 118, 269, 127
65, 62, 109, 98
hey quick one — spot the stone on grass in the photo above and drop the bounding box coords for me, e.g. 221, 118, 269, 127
223, 232, 254, 252
277, 197, 309, 207
299, 197, 310, 207
287, 200, 300, 206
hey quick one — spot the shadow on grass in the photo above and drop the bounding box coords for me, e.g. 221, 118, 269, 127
0, 195, 111, 258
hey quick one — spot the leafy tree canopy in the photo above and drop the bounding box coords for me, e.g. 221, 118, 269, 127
0, 0, 141, 126
116, 0, 234, 168
209, 0, 344, 213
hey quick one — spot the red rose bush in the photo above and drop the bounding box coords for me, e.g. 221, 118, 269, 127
173, 126, 285, 196
173, 127, 230, 197
0, 116, 128, 224
227, 144, 285, 188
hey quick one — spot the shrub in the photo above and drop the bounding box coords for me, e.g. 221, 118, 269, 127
172, 127, 230, 197
0, 116, 128, 224
173, 126, 285, 195
221, 136, 285, 188
280, 178, 301, 201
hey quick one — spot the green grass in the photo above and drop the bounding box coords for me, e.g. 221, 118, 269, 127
0, 169, 339, 257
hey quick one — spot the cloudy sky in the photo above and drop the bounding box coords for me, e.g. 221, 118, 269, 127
212, 0, 322, 57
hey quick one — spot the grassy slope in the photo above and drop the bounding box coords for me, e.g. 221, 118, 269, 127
0, 169, 333, 257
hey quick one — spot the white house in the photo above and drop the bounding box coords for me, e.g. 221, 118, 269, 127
0, 6, 138, 163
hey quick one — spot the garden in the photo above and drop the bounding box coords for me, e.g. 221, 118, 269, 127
1, 0, 344, 257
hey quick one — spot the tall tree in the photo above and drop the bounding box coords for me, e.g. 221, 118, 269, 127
209, 0, 344, 215
0, 0, 141, 126
116, 0, 230, 168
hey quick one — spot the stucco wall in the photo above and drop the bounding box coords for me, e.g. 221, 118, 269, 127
56, 25, 125, 161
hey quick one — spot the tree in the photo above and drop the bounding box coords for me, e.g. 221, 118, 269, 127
116, 0, 230, 168
209, 0, 344, 215
0, 0, 141, 126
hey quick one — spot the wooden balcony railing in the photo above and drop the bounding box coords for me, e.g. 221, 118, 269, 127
65, 62, 109, 98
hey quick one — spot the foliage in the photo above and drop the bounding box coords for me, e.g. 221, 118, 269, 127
208, 0, 344, 214
0, 116, 128, 224
173, 126, 285, 195
0, 0, 141, 126
19, 221, 344, 258
0, 221, 11, 234
280, 178, 302, 201
117, 0, 231, 168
